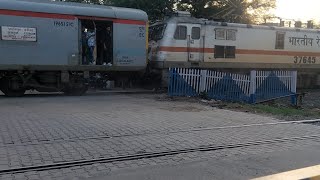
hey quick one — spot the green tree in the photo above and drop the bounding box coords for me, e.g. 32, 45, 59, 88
107, 0, 176, 22
176, 0, 218, 18
62, 0, 276, 24
63, 0, 176, 22
176, 0, 276, 24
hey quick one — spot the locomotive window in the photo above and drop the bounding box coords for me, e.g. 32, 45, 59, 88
174, 26, 187, 40
215, 45, 236, 58
226, 30, 237, 41
214, 45, 225, 58
191, 27, 201, 39
275, 32, 285, 49
149, 24, 167, 41
225, 46, 236, 58
215, 29, 225, 40
215, 28, 237, 40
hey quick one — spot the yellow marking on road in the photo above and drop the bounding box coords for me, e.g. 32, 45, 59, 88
252, 165, 320, 180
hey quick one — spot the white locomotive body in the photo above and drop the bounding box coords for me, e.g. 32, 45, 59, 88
148, 12, 320, 88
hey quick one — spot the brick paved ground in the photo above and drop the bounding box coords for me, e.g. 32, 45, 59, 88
0, 92, 320, 179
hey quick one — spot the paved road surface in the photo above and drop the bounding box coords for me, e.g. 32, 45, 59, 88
0, 92, 319, 179
92, 144, 320, 180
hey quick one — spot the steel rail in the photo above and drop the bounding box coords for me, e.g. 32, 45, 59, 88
1, 133, 320, 175
1, 119, 320, 148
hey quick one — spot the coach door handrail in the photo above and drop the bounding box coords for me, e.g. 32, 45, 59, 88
187, 34, 191, 61
202, 35, 205, 62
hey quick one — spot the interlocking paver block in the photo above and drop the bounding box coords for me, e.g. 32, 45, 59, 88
0, 94, 320, 179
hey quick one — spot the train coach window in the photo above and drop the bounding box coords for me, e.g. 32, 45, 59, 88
174, 26, 187, 40
192, 27, 201, 39
275, 32, 285, 49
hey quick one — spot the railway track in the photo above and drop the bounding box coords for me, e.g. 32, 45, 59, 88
1, 133, 320, 175
1, 119, 320, 148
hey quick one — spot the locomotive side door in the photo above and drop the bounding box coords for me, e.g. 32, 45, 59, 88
187, 24, 201, 62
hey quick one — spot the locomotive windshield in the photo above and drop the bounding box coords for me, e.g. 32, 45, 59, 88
149, 24, 167, 41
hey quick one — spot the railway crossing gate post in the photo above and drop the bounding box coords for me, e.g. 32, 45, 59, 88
290, 71, 298, 105
249, 70, 257, 104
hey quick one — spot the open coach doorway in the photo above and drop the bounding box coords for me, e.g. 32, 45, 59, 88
80, 19, 113, 66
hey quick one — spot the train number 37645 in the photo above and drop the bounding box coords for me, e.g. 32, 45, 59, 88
294, 56, 316, 64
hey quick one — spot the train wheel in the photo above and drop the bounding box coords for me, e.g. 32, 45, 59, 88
63, 76, 88, 96
1, 76, 26, 97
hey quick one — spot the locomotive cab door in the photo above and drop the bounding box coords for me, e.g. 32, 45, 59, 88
187, 24, 201, 62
